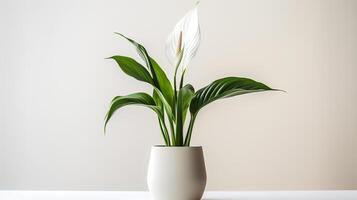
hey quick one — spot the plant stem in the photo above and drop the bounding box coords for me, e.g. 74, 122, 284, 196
179, 69, 186, 89
174, 31, 183, 104
175, 105, 183, 146
158, 118, 169, 146
168, 119, 176, 146
161, 119, 172, 146
184, 114, 197, 146
173, 48, 184, 117
173, 63, 179, 116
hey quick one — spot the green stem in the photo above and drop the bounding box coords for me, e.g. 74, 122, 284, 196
175, 103, 183, 146
172, 49, 184, 146
158, 118, 169, 146
179, 69, 186, 89
173, 63, 180, 117
161, 118, 171, 146
173, 49, 184, 117
184, 114, 197, 146
168, 119, 176, 146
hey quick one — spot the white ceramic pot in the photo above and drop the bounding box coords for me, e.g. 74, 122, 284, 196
147, 146, 207, 200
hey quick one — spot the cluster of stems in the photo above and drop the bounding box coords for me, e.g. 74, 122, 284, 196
157, 32, 196, 146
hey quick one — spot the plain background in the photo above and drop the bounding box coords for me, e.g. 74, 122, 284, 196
1, 0, 357, 190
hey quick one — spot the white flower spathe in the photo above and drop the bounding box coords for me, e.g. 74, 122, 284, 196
165, 5, 200, 69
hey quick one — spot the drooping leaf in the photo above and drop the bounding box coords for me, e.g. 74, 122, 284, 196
175, 84, 195, 145
104, 92, 162, 133
109, 56, 153, 85
190, 77, 275, 115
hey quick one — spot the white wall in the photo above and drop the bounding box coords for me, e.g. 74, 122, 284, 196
1, 0, 357, 190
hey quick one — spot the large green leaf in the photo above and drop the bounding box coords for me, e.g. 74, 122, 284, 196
150, 57, 174, 107
114, 33, 174, 108
175, 84, 195, 145
109, 56, 154, 85
190, 77, 275, 115
104, 92, 162, 133
114, 32, 152, 71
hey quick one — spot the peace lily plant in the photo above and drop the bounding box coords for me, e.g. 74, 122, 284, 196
104, 4, 277, 147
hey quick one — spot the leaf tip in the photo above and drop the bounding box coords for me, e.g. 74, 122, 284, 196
103, 122, 107, 135
114, 32, 122, 36
272, 88, 287, 93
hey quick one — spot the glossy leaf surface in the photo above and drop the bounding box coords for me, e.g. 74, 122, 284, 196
190, 77, 274, 115
109, 56, 153, 85
104, 93, 162, 133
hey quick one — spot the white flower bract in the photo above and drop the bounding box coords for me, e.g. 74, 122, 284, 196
165, 5, 200, 69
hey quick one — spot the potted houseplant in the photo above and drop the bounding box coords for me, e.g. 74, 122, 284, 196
104, 3, 279, 200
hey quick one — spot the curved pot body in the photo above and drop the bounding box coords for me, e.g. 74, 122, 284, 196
147, 146, 207, 200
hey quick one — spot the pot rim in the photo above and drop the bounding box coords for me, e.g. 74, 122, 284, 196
152, 145, 202, 149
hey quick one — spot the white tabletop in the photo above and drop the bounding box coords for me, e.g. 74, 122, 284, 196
0, 191, 356, 200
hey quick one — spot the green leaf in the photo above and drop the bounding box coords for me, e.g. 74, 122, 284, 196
175, 84, 195, 145
114, 33, 174, 109
114, 32, 152, 70
152, 90, 163, 109
104, 92, 162, 133
190, 77, 275, 115
150, 57, 174, 107
153, 88, 175, 122
109, 56, 154, 85
154, 89, 175, 146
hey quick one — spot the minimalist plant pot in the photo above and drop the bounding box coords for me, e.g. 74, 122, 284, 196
147, 146, 207, 200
